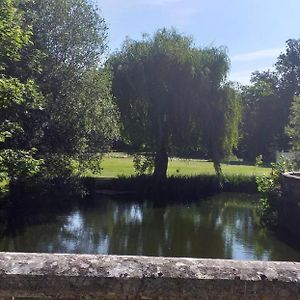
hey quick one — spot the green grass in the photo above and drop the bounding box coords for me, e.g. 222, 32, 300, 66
85, 154, 271, 178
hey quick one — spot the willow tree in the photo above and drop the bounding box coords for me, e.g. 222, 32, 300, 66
110, 30, 196, 180
197, 83, 241, 178
190, 48, 241, 177
110, 29, 241, 180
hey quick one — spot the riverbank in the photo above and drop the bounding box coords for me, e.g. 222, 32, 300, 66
0, 154, 268, 208
85, 174, 258, 203
0, 174, 258, 226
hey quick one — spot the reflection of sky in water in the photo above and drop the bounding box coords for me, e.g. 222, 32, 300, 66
97, 236, 109, 254
64, 212, 83, 232
128, 205, 143, 223
53, 204, 143, 254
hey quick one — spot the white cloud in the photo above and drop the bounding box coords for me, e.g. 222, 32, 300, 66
231, 47, 284, 63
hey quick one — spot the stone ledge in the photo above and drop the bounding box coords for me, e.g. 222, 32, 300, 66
0, 252, 299, 299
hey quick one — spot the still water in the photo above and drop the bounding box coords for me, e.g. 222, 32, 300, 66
1, 193, 300, 261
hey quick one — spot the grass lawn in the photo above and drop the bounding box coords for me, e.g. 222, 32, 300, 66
85, 153, 271, 178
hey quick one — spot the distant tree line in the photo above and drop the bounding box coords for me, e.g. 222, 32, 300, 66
238, 39, 300, 162
1, 0, 300, 194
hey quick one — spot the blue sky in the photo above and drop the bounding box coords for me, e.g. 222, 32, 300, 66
96, 0, 300, 84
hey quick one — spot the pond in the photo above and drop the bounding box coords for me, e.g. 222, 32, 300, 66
1, 193, 300, 261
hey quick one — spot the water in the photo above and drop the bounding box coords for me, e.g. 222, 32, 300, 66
1, 193, 300, 261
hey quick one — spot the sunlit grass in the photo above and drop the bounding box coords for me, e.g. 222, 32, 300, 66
85, 153, 271, 178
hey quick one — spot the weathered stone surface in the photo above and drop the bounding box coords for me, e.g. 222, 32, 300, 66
280, 172, 300, 238
281, 172, 300, 200
0, 252, 299, 299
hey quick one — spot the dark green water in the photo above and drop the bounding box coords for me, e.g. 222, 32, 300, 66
1, 193, 300, 261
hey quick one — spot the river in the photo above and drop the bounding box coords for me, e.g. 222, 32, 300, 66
1, 193, 300, 261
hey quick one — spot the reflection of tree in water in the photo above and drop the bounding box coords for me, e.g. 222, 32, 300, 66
101, 198, 228, 258
208, 194, 300, 261
0, 194, 300, 261
0, 210, 66, 252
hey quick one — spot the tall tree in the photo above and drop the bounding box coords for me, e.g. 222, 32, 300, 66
277, 39, 300, 97
286, 96, 300, 151
110, 30, 196, 180
239, 71, 282, 162
238, 40, 300, 162
110, 29, 241, 180
20, 0, 119, 177
276, 39, 300, 150
0, 0, 44, 186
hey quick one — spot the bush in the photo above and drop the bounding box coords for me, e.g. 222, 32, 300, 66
256, 158, 293, 227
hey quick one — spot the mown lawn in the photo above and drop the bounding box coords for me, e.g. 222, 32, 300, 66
85, 154, 271, 178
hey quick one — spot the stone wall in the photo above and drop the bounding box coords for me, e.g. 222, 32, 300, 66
280, 172, 300, 238
0, 252, 299, 299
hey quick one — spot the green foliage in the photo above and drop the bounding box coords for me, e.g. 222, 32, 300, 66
199, 83, 242, 177
1, 0, 120, 199
239, 71, 283, 162
0, 148, 43, 180
110, 29, 241, 180
0, 0, 44, 189
239, 39, 300, 162
110, 29, 200, 179
21, 0, 119, 177
286, 96, 300, 151
255, 155, 263, 167
0, 0, 30, 68
133, 154, 154, 176
276, 39, 300, 96
256, 157, 293, 227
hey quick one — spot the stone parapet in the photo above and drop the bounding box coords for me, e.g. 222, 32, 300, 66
0, 252, 299, 299
280, 172, 300, 238
281, 172, 300, 200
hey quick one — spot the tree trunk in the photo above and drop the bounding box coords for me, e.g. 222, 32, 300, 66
213, 160, 224, 187
153, 147, 168, 181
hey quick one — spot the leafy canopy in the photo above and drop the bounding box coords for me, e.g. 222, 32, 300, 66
21, 0, 119, 177
0, 0, 44, 184
110, 29, 241, 178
